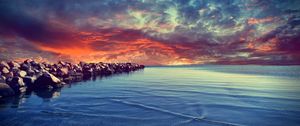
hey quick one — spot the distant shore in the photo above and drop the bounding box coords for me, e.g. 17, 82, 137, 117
0, 59, 144, 98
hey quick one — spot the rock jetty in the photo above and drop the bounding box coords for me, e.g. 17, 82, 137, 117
0, 60, 144, 98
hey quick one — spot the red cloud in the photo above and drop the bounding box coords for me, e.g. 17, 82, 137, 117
34, 28, 198, 65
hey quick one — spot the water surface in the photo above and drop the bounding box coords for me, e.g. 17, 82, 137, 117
1, 65, 300, 126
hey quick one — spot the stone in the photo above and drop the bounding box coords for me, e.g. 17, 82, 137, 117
58, 61, 66, 66
0, 61, 10, 69
23, 76, 36, 87
57, 67, 69, 77
33, 69, 40, 74
49, 67, 57, 73
30, 60, 38, 66
1, 67, 9, 74
44, 67, 50, 71
6, 72, 14, 78
20, 63, 30, 71
7, 77, 26, 93
8, 61, 20, 68
26, 68, 35, 76
18, 70, 27, 78
83, 67, 93, 77
34, 72, 62, 89
0, 83, 15, 98
0, 59, 145, 97
11, 67, 21, 77
74, 65, 82, 72
0, 75, 6, 83
24, 59, 32, 63
107, 67, 115, 74
37, 63, 46, 70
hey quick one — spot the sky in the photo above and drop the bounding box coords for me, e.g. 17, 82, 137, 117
0, 0, 300, 65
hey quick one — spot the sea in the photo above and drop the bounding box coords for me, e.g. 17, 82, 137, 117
1, 65, 300, 126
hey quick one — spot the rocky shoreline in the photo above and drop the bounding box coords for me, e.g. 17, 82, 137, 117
0, 59, 144, 98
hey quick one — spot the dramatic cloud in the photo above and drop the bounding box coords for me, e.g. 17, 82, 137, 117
0, 0, 300, 65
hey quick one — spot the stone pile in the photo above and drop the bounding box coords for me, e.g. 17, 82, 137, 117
0, 60, 144, 98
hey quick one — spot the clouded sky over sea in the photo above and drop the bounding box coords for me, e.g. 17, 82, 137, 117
0, 0, 300, 65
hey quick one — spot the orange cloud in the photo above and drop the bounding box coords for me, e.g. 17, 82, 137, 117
247, 38, 278, 52
33, 28, 197, 65
247, 17, 274, 25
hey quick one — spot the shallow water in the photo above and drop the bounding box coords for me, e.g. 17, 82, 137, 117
1, 65, 300, 126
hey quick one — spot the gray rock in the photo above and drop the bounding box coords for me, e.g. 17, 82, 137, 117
20, 63, 30, 71
29, 60, 38, 66
57, 67, 68, 77
83, 67, 93, 77
1, 67, 9, 74
5, 76, 12, 82
24, 59, 33, 64
8, 77, 26, 93
0, 61, 10, 69
5, 72, 14, 78
8, 61, 20, 68
0, 75, 6, 83
11, 68, 21, 78
18, 70, 27, 78
0, 83, 15, 98
26, 68, 35, 76
33, 69, 40, 74
36, 63, 45, 70
0, 59, 145, 95
34, 72, 62, 89
58, 61, 66, 66
23, 76, 36, 87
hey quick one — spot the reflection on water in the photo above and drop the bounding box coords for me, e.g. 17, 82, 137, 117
0, 66, 300, 126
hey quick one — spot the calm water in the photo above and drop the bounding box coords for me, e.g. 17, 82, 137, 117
1, 66, 300, 126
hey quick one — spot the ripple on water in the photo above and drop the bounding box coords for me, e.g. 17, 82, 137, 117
1, 66, 300, 126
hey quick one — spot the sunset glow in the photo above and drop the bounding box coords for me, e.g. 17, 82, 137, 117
0, 0, 299, 65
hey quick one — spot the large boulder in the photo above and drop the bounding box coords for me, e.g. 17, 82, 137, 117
83, 67, 93, 77
7, 77, 26, 93
24, 59, 33, 64
34, 63, 45, 70
29, 60, 38, 67
18, 70, 27, 78
0, 61, 10, 69
26, 68, 35, 76
5, 72, 14, 78
34, 69, 41, 74
33, 72, 63, 89
10, 67, 20, 75
73, 65, 82, 72
57, 67, 69, 77
0, 83, 15, 98
20, 63, 30, 71
23, 76, 36, 87
1, 67, 9, 74
49, 67, 57, 73
8, 61, 20, 68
